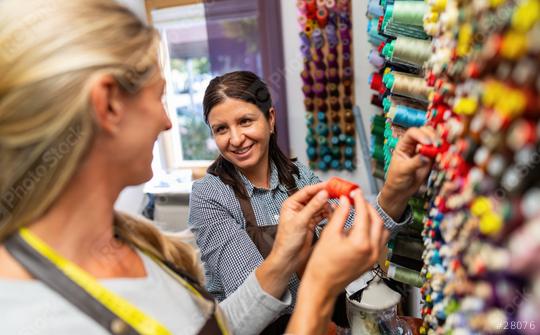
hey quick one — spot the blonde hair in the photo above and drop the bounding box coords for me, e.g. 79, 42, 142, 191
0, 0, 203, 282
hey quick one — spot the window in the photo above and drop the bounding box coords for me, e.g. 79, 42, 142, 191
149, 1, 268, 169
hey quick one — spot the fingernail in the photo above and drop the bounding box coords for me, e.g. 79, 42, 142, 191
339, 195, 349, 205
350, 189, 362, 198
316, 190, 328, 200
420, 155, 431, 163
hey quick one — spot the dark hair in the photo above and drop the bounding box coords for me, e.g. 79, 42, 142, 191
203, 71, 298, 198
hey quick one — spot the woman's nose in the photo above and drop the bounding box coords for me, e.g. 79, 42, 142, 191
229, 127, 245, 146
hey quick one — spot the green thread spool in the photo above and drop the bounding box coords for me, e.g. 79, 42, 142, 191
387, 263, 424, 288
391, 1, 428, 27
390, 237, 424, 260
383, 36, 432, 67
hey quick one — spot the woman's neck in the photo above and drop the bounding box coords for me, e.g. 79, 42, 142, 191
241, 157, 271, 189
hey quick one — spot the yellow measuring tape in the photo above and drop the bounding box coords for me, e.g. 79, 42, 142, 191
18, 227, 228, 335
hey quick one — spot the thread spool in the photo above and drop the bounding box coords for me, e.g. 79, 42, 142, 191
316, 7, 329, 27
297, 0, 307, 13
367, 0, 384, 17
343, 81, 352, 96
368, 50, 385, 68
344, 124, 354, 134
316, 0, 326, 7
302, 84, 314, 98
300, 44, 311, 59
299, 31, 311, 47
383, 71, 432, 101
311, 28, 325, 49
313, 83, 327, 98
305, 0, 317, 17
329, 96, 340, 111
327, 53, 338, 68
382, 36, 432, 67
343, 97, 353, 109
390, 1, 428, 27
314, 69, 326, 83
371, 94, 383, 107
388, 105, 427, 128
304, 98, 314, 111
325, 0, 336, 9
327, 83, 339, 97
327, 68, 340, 83
330, 111, 340, 122
300, 69, 313, 85
387, 263, 423, 288
297, 15, 308, 28
315, 98, 328, 112
344, 159, 354, 171
343, 66, 353, 80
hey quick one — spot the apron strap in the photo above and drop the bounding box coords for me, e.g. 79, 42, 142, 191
5, 233, 139, 335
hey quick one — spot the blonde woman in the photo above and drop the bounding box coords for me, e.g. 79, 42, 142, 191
0, 1, 390, 334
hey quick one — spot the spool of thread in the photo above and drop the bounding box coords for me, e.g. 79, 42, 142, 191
317, 123, 329, 136
330, 160, 342, 170
305, 135, 316, 146
418, 144, 441, 158
344, 110, 354, 122
314, 58, 326, 71
304, 98, 314, 111
329, 96, 340, 111
315, 98, 328, 112
330, 111, 340, 122
299, 32, 311, 47
387, 105, 427, 128
389, 237, 424, 260
382, 36, 431, 67
316, 7, 329, 27
367, 0, 384, 17
306, 146, 317, 160
370, 95, 382, 107
343, 81, 352, 96
343, 97, 353, 109
390, 254, 424, 272
297, 15, 308, 28
301, 69, 313, 85
338, 10, 350, 25
318, 161, 329, 171
305, 0, 317, 17
297, 0, 307, 13
344, 123, 354, 134
300, 44, 311, 59
302, 84, 314, 98
312, 28, 325, 49
327, 53, 338, 68
331, 124, 341, 135
318, 136, 328, 146
344, 146, 354, 158
316, 0, 326, 7
304, 23, 314, 37
327, 68, 340, 83
390, 1, 427, 27
344, 159, 354, 171
343, 66, 353, 80
325, 0, 336, 9
313, 82, 327, 98
387, 263, 423, 288
383, 71, 432, 101
368, 50, 385, 68
369, 72, 384, 93
314, 69, 326, 83
338, 22, 350, 41
327, 83, 339, 97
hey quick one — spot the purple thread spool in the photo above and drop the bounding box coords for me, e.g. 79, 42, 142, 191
342, 42, 351, 56
342, 52, 351, 68
299, 32, 311, 46
301, 69, 314, 85
343, 66, 353, 80
314, 69, 326, 84
327, 68, 340, 83
328, 9, 337, 26
325, 23, 337, 39
312, 28, 324, 50
327, 53, 338, 68
313, 82, 327, 99
368, 49, 385, 69
314, 58, 326, 71
300, 44, 311, 60
302, 84, 314, 98
338, 22, 350, 41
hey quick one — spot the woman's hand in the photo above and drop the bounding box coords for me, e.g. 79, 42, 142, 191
286, 190, 389, 335
256, 182, 330, 299
379, 126, 438, 220
271, 182, 330, 272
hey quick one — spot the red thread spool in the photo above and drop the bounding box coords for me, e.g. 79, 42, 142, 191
418, 144, 440, 158
305, 0, 317, 17
326, 177, 359, 202
316, 7, 328, 27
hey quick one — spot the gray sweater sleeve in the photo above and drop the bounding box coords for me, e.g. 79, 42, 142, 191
219, 271, 292, 335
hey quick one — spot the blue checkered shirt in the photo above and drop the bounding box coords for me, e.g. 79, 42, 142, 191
188, 161, 411, 314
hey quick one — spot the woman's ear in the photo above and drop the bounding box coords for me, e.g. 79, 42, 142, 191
90, 75, 125, 135
268, 107, 276, 133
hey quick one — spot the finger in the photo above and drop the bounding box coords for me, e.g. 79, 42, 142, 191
396, 128, 432, 154
350, 190, 371, 241
297, 189, 330, 224
287, 182, 328, 205
324, 196, 351, 235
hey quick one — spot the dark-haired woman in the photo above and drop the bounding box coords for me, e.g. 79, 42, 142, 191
188, 71, 437, 333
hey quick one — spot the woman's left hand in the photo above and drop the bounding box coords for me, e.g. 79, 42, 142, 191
270, 182, 330, 273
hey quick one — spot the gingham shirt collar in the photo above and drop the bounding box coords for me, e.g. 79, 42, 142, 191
238, 161, 285, 197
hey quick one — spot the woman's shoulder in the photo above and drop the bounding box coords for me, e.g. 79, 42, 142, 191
191, 173, 234, 199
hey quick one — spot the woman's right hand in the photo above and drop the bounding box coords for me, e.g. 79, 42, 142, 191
305, 189, 388, 295
287, 190, 389, 335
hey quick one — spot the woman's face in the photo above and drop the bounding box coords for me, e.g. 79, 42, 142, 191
207, 98, 275, 175
111, 74, 172, 185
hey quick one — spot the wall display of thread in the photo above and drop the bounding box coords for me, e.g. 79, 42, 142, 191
297, 0, 356, 171
365, 0, 432, 293
418, 0, 540, 334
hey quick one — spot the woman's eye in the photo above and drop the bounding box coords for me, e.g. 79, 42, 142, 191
240, 119, 252, 125
214, 127, 226, 134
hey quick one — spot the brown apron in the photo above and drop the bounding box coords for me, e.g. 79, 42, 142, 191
234, 187, 350, 334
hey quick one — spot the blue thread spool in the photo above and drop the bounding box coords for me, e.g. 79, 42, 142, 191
330, 160, 342, 170
331, 146, 341, 158
318, 136, 328, 146
320, 145, 331, 156
330, 136, 340, 146
331, 124, 341, 135
317, 111, 327, 122
344, 146, 354, 158
305, 115, 314, 126
322, 154, 332, 164
307, 147, 317, 160
345, 135, 355, 146
318, 160, 329, 171
344, 159, 355, 171
338, 133, 347, 144
317, 123, 329, 136
306, 135, 316, 146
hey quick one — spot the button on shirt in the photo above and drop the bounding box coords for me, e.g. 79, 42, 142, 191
188, 161, 411, 315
